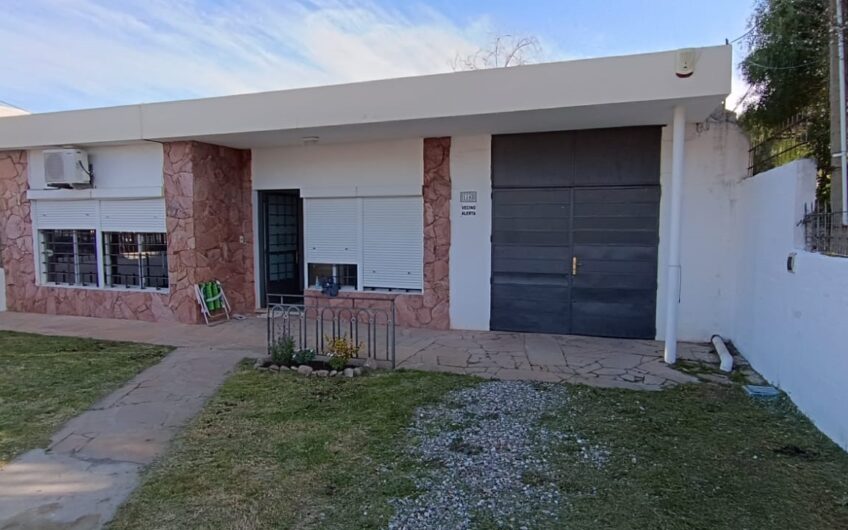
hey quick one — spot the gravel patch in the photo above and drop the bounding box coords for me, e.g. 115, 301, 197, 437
387, 380, 578, 529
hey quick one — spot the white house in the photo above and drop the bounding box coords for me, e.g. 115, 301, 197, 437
0, 45, 743, 349
3, 45, 848, 450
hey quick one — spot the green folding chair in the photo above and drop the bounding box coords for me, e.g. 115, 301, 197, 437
194, 280, 231, 325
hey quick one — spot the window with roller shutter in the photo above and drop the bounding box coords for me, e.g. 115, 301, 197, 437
363, 197, 423, 291
303, 196, 423, 292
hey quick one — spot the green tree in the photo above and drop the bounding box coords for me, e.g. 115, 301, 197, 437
739, 0, 830, 195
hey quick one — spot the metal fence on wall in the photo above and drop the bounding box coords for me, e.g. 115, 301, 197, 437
748, 115, 813, 176
802, 204, 848, 257
266, 294, 396, 368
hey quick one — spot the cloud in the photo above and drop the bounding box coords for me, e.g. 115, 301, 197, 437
0, 0, 488, 112
725, 65, 750, 113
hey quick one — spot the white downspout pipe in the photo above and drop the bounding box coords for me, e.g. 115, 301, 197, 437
711, 334, 734, 373
664, 105, 686, 364
836, 0, 848, 223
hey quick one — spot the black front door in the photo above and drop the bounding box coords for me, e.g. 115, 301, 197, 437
260, 191, 302, 305
490, 127, 661, 339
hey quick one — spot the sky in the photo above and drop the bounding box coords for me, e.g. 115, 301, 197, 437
0, 0, 756, 114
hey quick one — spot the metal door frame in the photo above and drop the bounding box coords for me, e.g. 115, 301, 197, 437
258, 190, 303, 307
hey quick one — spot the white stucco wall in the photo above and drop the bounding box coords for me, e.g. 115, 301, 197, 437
445, 123, 751, 334
250, 138, 424, 306
27, 143, 164, 193
731, 159, 848, 449
247, 125, 752, 337
251, 138, 423, 196
449, 135, 492, 330
655, 121, 750, 341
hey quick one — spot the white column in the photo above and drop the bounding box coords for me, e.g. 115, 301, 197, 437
664, 105, 686, 364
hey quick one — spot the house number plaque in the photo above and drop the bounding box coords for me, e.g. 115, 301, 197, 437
460, 191, 477, 216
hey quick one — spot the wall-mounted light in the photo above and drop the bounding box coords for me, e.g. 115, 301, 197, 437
786, 252, 797, 273
302, 136, 320, 145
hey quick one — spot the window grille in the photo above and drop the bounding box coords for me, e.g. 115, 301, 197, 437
41, 229, 98, 286
103, 232, 169, 289
803, 205, 848, 257
308, 263, 357, 289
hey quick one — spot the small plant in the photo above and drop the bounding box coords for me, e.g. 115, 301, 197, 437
325, 335, 360, 371
270, 335, 295, 366
292, 348, 316, 366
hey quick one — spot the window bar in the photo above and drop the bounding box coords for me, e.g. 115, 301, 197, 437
72, 230, 80, 286
137, 233, 144, 290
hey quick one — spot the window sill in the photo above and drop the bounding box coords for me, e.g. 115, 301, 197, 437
38, 283, 170, 295
364, 288, 422, 295
304, 287, 422, 296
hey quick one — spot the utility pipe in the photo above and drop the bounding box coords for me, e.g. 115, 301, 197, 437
711, 334, 734, 373
836, 0, 848, 224
663, 105, 686, 365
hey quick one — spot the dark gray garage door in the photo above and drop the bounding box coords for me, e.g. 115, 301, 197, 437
490, 126, 661, 339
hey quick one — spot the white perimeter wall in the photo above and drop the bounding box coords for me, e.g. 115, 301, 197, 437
449, 135, 492, 330
732, 159, 848, 449
656, 121, 750, 341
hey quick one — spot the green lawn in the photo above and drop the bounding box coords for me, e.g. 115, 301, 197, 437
109, 366, 848, 530
0, 331, 171, 466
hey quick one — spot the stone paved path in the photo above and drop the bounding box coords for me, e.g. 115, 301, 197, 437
397, 329, 708, 390
0, 311, 711, 392
0, 346, 246, 530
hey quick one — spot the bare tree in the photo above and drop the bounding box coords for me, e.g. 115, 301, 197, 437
452, 34, 542, 70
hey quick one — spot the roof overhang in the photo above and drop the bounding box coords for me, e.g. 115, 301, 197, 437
0, 45, 732, 151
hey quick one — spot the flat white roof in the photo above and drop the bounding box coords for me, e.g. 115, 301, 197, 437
0, 46, 732, 150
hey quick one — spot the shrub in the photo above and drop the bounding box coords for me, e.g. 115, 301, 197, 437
270, 335, 295, 365
292, 348, 316, 365
325, 336, 360, 371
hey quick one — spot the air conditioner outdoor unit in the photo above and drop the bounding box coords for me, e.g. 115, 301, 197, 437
43, 148, 91, 187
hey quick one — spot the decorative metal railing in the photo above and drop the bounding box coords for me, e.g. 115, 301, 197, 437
802, 206, 848, 257
266, 294, 396, 368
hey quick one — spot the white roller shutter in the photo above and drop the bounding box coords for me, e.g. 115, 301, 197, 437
304, 198, 359, 264
100, 199, 166, 232
363, 197, 423, 290
33, 200, 97, 229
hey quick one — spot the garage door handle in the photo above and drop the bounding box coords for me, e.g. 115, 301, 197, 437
572, 256, 578, 276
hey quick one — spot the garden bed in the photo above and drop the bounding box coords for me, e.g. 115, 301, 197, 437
253, 356, 367, 377
262, 334, 367, 377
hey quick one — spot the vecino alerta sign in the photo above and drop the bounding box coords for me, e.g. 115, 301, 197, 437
460, 191, 477, 217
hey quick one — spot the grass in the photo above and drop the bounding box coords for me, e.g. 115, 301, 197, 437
109, 367, 476, 530
109, 367, 848, 530
544, 383, 848, 529
0, 331, 171, 466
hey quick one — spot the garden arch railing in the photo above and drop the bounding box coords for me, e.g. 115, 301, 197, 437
266, 294, 396, 368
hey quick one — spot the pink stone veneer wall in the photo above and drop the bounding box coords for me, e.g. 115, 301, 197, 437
0, 143, 253, 324
0, 150, 177, 320
305, 137, 451, 329
164, 141, 254, 323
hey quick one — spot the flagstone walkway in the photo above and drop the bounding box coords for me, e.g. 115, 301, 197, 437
396, 328, 707, 390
